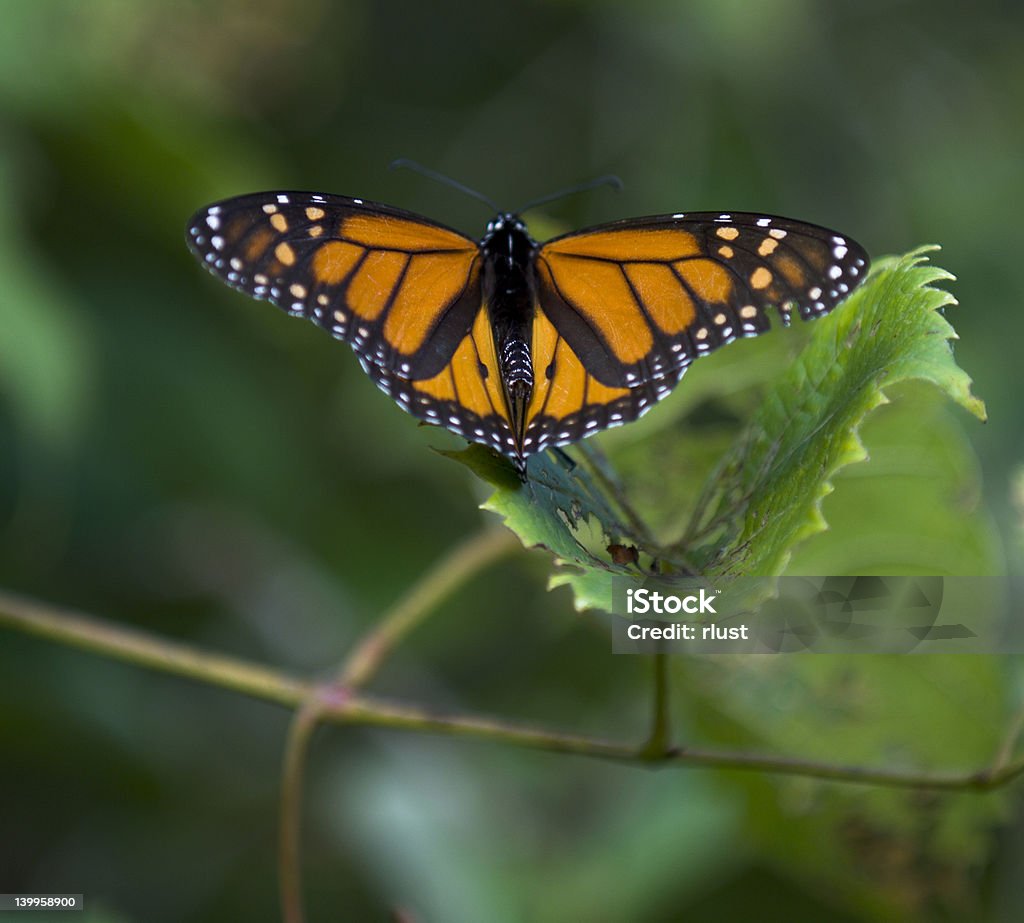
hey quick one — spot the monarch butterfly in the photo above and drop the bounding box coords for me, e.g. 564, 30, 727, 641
186, 182, 868, 471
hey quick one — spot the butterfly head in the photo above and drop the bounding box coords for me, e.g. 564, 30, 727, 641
485, 212, 528, 236
482, 213, 538, 269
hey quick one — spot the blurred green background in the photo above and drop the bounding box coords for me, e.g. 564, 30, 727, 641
2, 1, 1023, 921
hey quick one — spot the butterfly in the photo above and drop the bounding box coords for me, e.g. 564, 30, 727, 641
186, 189, 868, 471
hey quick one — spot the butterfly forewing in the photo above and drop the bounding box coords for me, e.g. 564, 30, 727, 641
186, 192, 481, 380
537, 212, 869, 389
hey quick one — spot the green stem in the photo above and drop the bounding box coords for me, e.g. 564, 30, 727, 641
639, 649, 671, 759
339, 527, 519, 689
1, 589, 1022, 794
0, 588, 310, 705
279, 526, 519, 923
279, 697, 326, 923
321, 694, 1024, 791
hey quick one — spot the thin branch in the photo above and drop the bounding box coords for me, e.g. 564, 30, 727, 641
0, 589, 311, 705
279, 526, 518, 923
339, 527, 519, 689
328, 694, 1024, 791
279, 696, 329, 923
341, 693, 631, 759
639, 649, 672, 759
1, 588, 1023, 794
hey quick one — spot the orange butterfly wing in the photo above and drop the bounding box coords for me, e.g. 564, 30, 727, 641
519, 307, 680, 457
358, 305, 519, 456
187, 192, 481, 380
521, 212, 868, 455
187, 191, 524, 450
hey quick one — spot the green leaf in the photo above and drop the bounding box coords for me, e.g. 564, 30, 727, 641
439, 444, 648, 612
788, 384, 1000, 576
689, 247, 985, 576
446, 248, 986, 609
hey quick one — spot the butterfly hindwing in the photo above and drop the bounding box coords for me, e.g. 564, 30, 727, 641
537, 212, 869, 389
186, 192, 481, 380
520, 307, 685, 457
359, 305, 517, 455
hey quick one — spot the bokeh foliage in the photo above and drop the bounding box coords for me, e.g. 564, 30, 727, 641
1, 2, 1023, 922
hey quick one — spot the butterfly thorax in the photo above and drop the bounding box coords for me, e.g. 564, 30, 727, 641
480, 214, 539, 450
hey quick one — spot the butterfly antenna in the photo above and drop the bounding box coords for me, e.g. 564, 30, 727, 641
514, 174, 623, 216
389, 159, 500, 213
